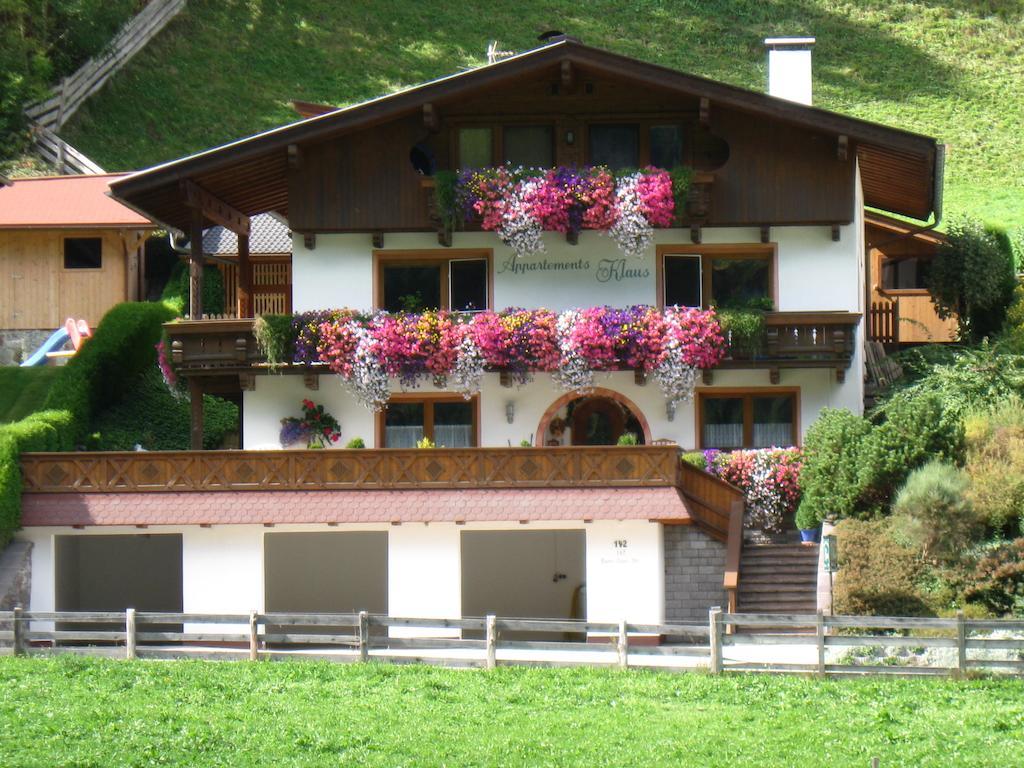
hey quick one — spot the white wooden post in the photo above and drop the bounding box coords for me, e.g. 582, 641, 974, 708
815, 610, 825, 677
709, 607, 723, 674
485, 615, 497, 670
12, 606, 24, 657
248, 611, 259, 661
617, 619, 629, 670
956, 610, 966, 678
358, 611, 369, 662
125, 608, 137, 660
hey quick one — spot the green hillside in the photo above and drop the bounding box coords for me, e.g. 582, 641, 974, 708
62, 0, 1024, 228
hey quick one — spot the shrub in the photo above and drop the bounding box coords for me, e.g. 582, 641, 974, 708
345, 437, 366, 449
797, 409, 873, 525
833, 519, 931, 616
891, 461, 980, 563
616, 432, 638, 446
962, 539, 1024, 617
927, 218, 1016, 342
963, 404, 1024, 535
717, 308, 766, 358
253, 314, 297, 369
680, 451, 707, 470
161, 260, 225, 317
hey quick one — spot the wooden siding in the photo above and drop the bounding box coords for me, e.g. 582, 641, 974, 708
0, 229, 139, 330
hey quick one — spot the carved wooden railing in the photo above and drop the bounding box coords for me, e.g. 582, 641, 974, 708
21, 446, 681, 493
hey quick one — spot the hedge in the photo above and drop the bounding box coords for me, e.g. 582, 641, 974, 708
0, 302, 177, 546
161, 260, 224, 317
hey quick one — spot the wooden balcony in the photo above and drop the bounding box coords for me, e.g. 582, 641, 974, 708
21, 445, 682, 493
165, 310, 861, 384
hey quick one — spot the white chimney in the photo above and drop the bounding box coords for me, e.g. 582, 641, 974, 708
765, 37, 815, 105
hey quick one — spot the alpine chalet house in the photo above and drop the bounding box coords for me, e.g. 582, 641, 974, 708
18, 38, 943, 636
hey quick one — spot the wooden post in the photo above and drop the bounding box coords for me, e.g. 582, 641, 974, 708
617, 619, 629, 670
485, 614, 497, 670
709, 607, 722, 674
249, 611, 259, 661
125, 608, 137, 660
189, 207, 205, 319
816, 610, 826, 678
956, 610, 966, 679
12, 606, 24, 657
237, 231, 252, 319
358, 610, 369, 662
189, 378, 204, 451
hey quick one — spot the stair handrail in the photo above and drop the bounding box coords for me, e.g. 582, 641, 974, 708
722, 497, 745, 613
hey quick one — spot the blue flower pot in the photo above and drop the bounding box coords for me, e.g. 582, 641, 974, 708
799, 528, 821, 544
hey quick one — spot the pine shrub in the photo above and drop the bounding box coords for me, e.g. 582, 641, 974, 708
891, 461, 980, 563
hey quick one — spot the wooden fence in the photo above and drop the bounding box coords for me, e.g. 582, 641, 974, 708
3, 609, 1022, 676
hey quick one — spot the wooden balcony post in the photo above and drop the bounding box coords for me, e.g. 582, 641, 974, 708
189, 379, 204, 450
126, 608, 137, 660
189, 207, 205, 320
237, 231, 253, 319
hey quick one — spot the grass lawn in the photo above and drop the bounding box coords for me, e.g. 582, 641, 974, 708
0, 658, 1021, 767
0, 367, 60, 424
61, 0, 1024, 231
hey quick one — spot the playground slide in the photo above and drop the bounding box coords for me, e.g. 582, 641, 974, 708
19, 318, 92, 367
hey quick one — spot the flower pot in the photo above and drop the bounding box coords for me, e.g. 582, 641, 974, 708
799, 528, 821, 544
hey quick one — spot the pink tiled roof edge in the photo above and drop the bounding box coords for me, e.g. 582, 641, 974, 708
21, 487, 693, 527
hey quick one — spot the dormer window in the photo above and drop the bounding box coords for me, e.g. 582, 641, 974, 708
456, 125, 554, 169
588, 123, 684, 170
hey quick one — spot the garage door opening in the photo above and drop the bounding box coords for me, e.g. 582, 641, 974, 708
55, 534, 183, 635
264, 532, 388, 633
461, 530, 585, 638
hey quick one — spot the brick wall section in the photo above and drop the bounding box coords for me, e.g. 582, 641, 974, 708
664, 525, 727, 624
0, 541, 32, 643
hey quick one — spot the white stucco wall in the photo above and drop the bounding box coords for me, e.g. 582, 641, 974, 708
585, 520, 664, 626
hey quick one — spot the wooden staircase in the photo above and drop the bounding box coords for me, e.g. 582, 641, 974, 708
737, 543, 820, 613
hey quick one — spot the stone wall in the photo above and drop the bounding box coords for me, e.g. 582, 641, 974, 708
0, 541, 32, 625
0, 330, 55, 366
664, 525, 726, 624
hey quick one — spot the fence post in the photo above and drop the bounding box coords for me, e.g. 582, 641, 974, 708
248, 611, 259, 662
816, 610, 825, 678
358, 611, 369, 662
126, 608, 137, 660
617, 619, 629, 670
956, 610, 966, 679
709, 607, 722, 674
12, 606, 24, 657
485, 614, 497, 670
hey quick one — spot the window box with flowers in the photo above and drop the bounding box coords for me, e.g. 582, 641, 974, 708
279, 399, 342, 449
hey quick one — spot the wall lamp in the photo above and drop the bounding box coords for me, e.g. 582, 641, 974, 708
505, 401, 516, 424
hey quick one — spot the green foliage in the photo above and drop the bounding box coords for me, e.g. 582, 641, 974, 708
519, 439, 532, 447
964, 403, 1024, 535
433, 170, 458, 234
616, 431, 638, 446
797, 409, 873, 524
717, 307, 766, 358
90, 369, 237, 451
253, 314, 296, 369
833, 519, 930, 616
0, 367, 60, 423
892, 461, 980, 563
669, 165, 694, 214
963, 539, 1024, 617
680, 451, 707, 470
416, 436, 435, 449
345, 437, 366, 449
927, 219, 1016, 342
794, 503, 818, 531
160, 260, 225, 317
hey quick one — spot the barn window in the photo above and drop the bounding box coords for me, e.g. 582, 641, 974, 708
64, 237, 102, 269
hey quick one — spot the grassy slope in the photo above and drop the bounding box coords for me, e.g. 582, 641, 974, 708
0, 368, 60, 424
62, 0, 1024, 229
1, 659, 1022, 767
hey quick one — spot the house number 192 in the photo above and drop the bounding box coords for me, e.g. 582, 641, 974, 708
613, 539, 628, 549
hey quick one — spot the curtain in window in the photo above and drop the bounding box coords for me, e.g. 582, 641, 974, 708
703, 424, 743, 449
752, 423, 793, 448
384, 425, 424, 448
433, 425, 473, 448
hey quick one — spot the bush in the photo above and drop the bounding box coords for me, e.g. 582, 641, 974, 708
680, 451, 707, 470
345, 437, 366, 449
891, 461, 980, 563
797, 409, 873, 525
717, 308, 766, 358
962, 539, 1024, 617
927, 218, 1016, 342
90, 369, 238, 451
963, 404, 1024, 535
616, 432, 638, 446
833, 519, 931, 616
161, 260, 224, 317
253, 314, 298, 369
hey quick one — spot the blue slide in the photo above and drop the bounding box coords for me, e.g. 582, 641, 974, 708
20, 327, 70, 367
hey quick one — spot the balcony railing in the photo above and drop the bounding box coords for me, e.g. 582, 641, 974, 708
21, 445, 682, 493
165, 311, 861, 381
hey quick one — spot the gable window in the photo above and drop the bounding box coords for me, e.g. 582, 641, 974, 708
881, 256, 931, 291
660, 247, 774, 310
458, 127, 493, 168
589, 124, 639, 170
503, 125, 554, 168
377, 252, 491, 313
699, 391, 797, 449
649, 124, 683, 169
64, 237, 102, 269
380, 396, 478, 448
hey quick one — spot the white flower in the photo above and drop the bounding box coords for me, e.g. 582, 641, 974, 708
498, 178, 545, 259
344, 325, 390, 411
450, 335, 485, 399
607, 173, 653, 259
552, 309, 595, 393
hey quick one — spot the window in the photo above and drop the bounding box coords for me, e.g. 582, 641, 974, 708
380, 397, 477, 448
64, 237, 102, 269
699, 391, 797, 449
589, 124, 639, 170
660, 247, 774, 310
458, 127, 492, 168
650, 124, 683, 169
881, 256, 931, 291
377, 252, 490, 312
503, 125, 554, 168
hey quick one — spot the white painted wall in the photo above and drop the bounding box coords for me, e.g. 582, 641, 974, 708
585, 520, 664, 627
388, 523, 461, 637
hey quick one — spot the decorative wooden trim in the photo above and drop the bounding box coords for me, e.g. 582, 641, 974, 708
694, 387, 801, 450
372, 232, 384, 249
371, 249, 493, 312
831, 224, 841, 242
303, 233, 316, 250
375, 393, 481, 448
181, 180, 250, 235
699, 97, 710, 127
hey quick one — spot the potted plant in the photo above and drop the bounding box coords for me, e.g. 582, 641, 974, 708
795, 503, 821, 545
279, 399, 342, 449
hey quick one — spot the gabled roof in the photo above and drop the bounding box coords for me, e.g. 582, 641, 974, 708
0, 174, 152, 229
203, 212, 291, 255
111, 38, 942, 228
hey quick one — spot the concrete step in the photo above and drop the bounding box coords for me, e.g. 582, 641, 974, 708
736, 598, 819, 611
741, 562, 818, 574
742, 545, 819, 560
739, 580, 817, 593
